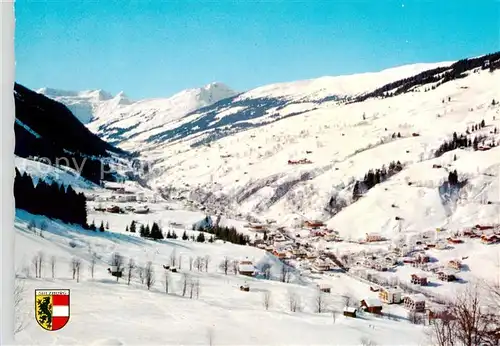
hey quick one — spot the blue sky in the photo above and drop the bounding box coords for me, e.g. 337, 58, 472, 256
15, 0, 499, 100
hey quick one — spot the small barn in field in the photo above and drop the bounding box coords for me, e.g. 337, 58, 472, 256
343, 307, 357, 318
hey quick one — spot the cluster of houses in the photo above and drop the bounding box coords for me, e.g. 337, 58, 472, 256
461, 224, 500, 244
94, 204, 150, 214
342, 288, 428, 319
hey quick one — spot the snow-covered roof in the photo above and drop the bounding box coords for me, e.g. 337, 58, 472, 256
363, 298, 382, 307
408, 294, 426, 303
238, 264, 255, 273
344, 307, 357, 313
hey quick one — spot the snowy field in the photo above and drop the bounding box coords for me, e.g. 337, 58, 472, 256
15, 210, 429, 346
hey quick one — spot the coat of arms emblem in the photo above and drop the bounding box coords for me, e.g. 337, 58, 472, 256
35, 289, 70, 331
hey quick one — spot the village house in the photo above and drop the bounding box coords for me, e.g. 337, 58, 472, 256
312, 258, 330, 273
447, 237, 463, 244
410, 273, 428, 286
447, 260, 462, 271
360, 298, 383, 314
304, 220, 324, 229
343, 307, 357, 318
481, 234, 499, 244
272, 249, 287, 259
404, 294, 426, 312
366, 233, 383, 242
374, 261, 389, 272
238, 260, 256, 277
317, 283, 331, 293
437, 269, 457, 282
379, 287, 403, 304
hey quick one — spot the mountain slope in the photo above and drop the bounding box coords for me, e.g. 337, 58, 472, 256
142, 55, 500, 242
38, 82, 238, 149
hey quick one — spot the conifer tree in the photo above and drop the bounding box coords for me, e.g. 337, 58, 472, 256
130, 221, 136, 233
99, 221, 105, 232
182, 231, 188, 240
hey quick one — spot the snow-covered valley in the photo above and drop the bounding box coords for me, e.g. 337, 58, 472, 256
15, 54, 500, 345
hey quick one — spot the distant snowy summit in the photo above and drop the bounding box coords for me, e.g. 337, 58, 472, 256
37, 87, 132, 124
37, 82, 237, 127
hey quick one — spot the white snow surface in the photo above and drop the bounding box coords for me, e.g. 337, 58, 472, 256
15, 209, 429, 346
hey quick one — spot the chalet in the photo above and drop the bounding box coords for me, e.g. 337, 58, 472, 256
447, 260, 462, 271
343, 307, 357, 318
103, 182, 125, 191
304, 220, 324, 228
474, 224, 495, 231
249, 224, 267, 233
374, 262, 389, 272
360, 298, 383, 314
481, 234, 499, 244
239, 284, 250, 292
312, 258, 330, 272
404, 294, 426, 312
106, 205, 121, 213
438, 270, 457, 282
402, 257, 415, 264
272, 249, 287, 259
414, 253, 430, 265
379, 288, 403, 304
366, 233, 383, 242
134, 206, 150, 214
447, 237, 463, 244
238, 260, 256, 277
410, 274, 428, 286
317, 284, 331, 293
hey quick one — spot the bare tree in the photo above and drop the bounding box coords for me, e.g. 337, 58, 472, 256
144, 261, 155, 290
181, 273, 189, 297
189, 256, 194, 271
178, 254, 183, 270
219, 257, 230, 275
89, 253, 97, 279
231, 260, 239, 275
428, 285, 499, 346
137, 265, 145, 284
288, 290, 300, 312
408, 311, 423, 325
127, 258, 135, 285
331, 309, 338, 323
163, 271, 170, 294
263, 291, 272, 310
111, 252, 124, 282
280, 263, 291, 283
75, 259, 82, 283
194, 256, 204, 272
39, 220, 48, 238
342, 292, 354, 307
32, 254, 39, 278
14, 279, 28, 334
37, 251, 44, 278
194, 279, 200, 299
170, 249, 177, 267
189, 278, 195, 299
204, 255, 210, 272
261, 263, 271, 280
314, 289, 326, 313
207, 327, 214, 346
360, 337, 377, 346
27, 219, 36, 233
50, 256, 56, 279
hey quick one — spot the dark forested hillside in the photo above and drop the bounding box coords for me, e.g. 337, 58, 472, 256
14, 83, 128, 183
353, 51, 500, 103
